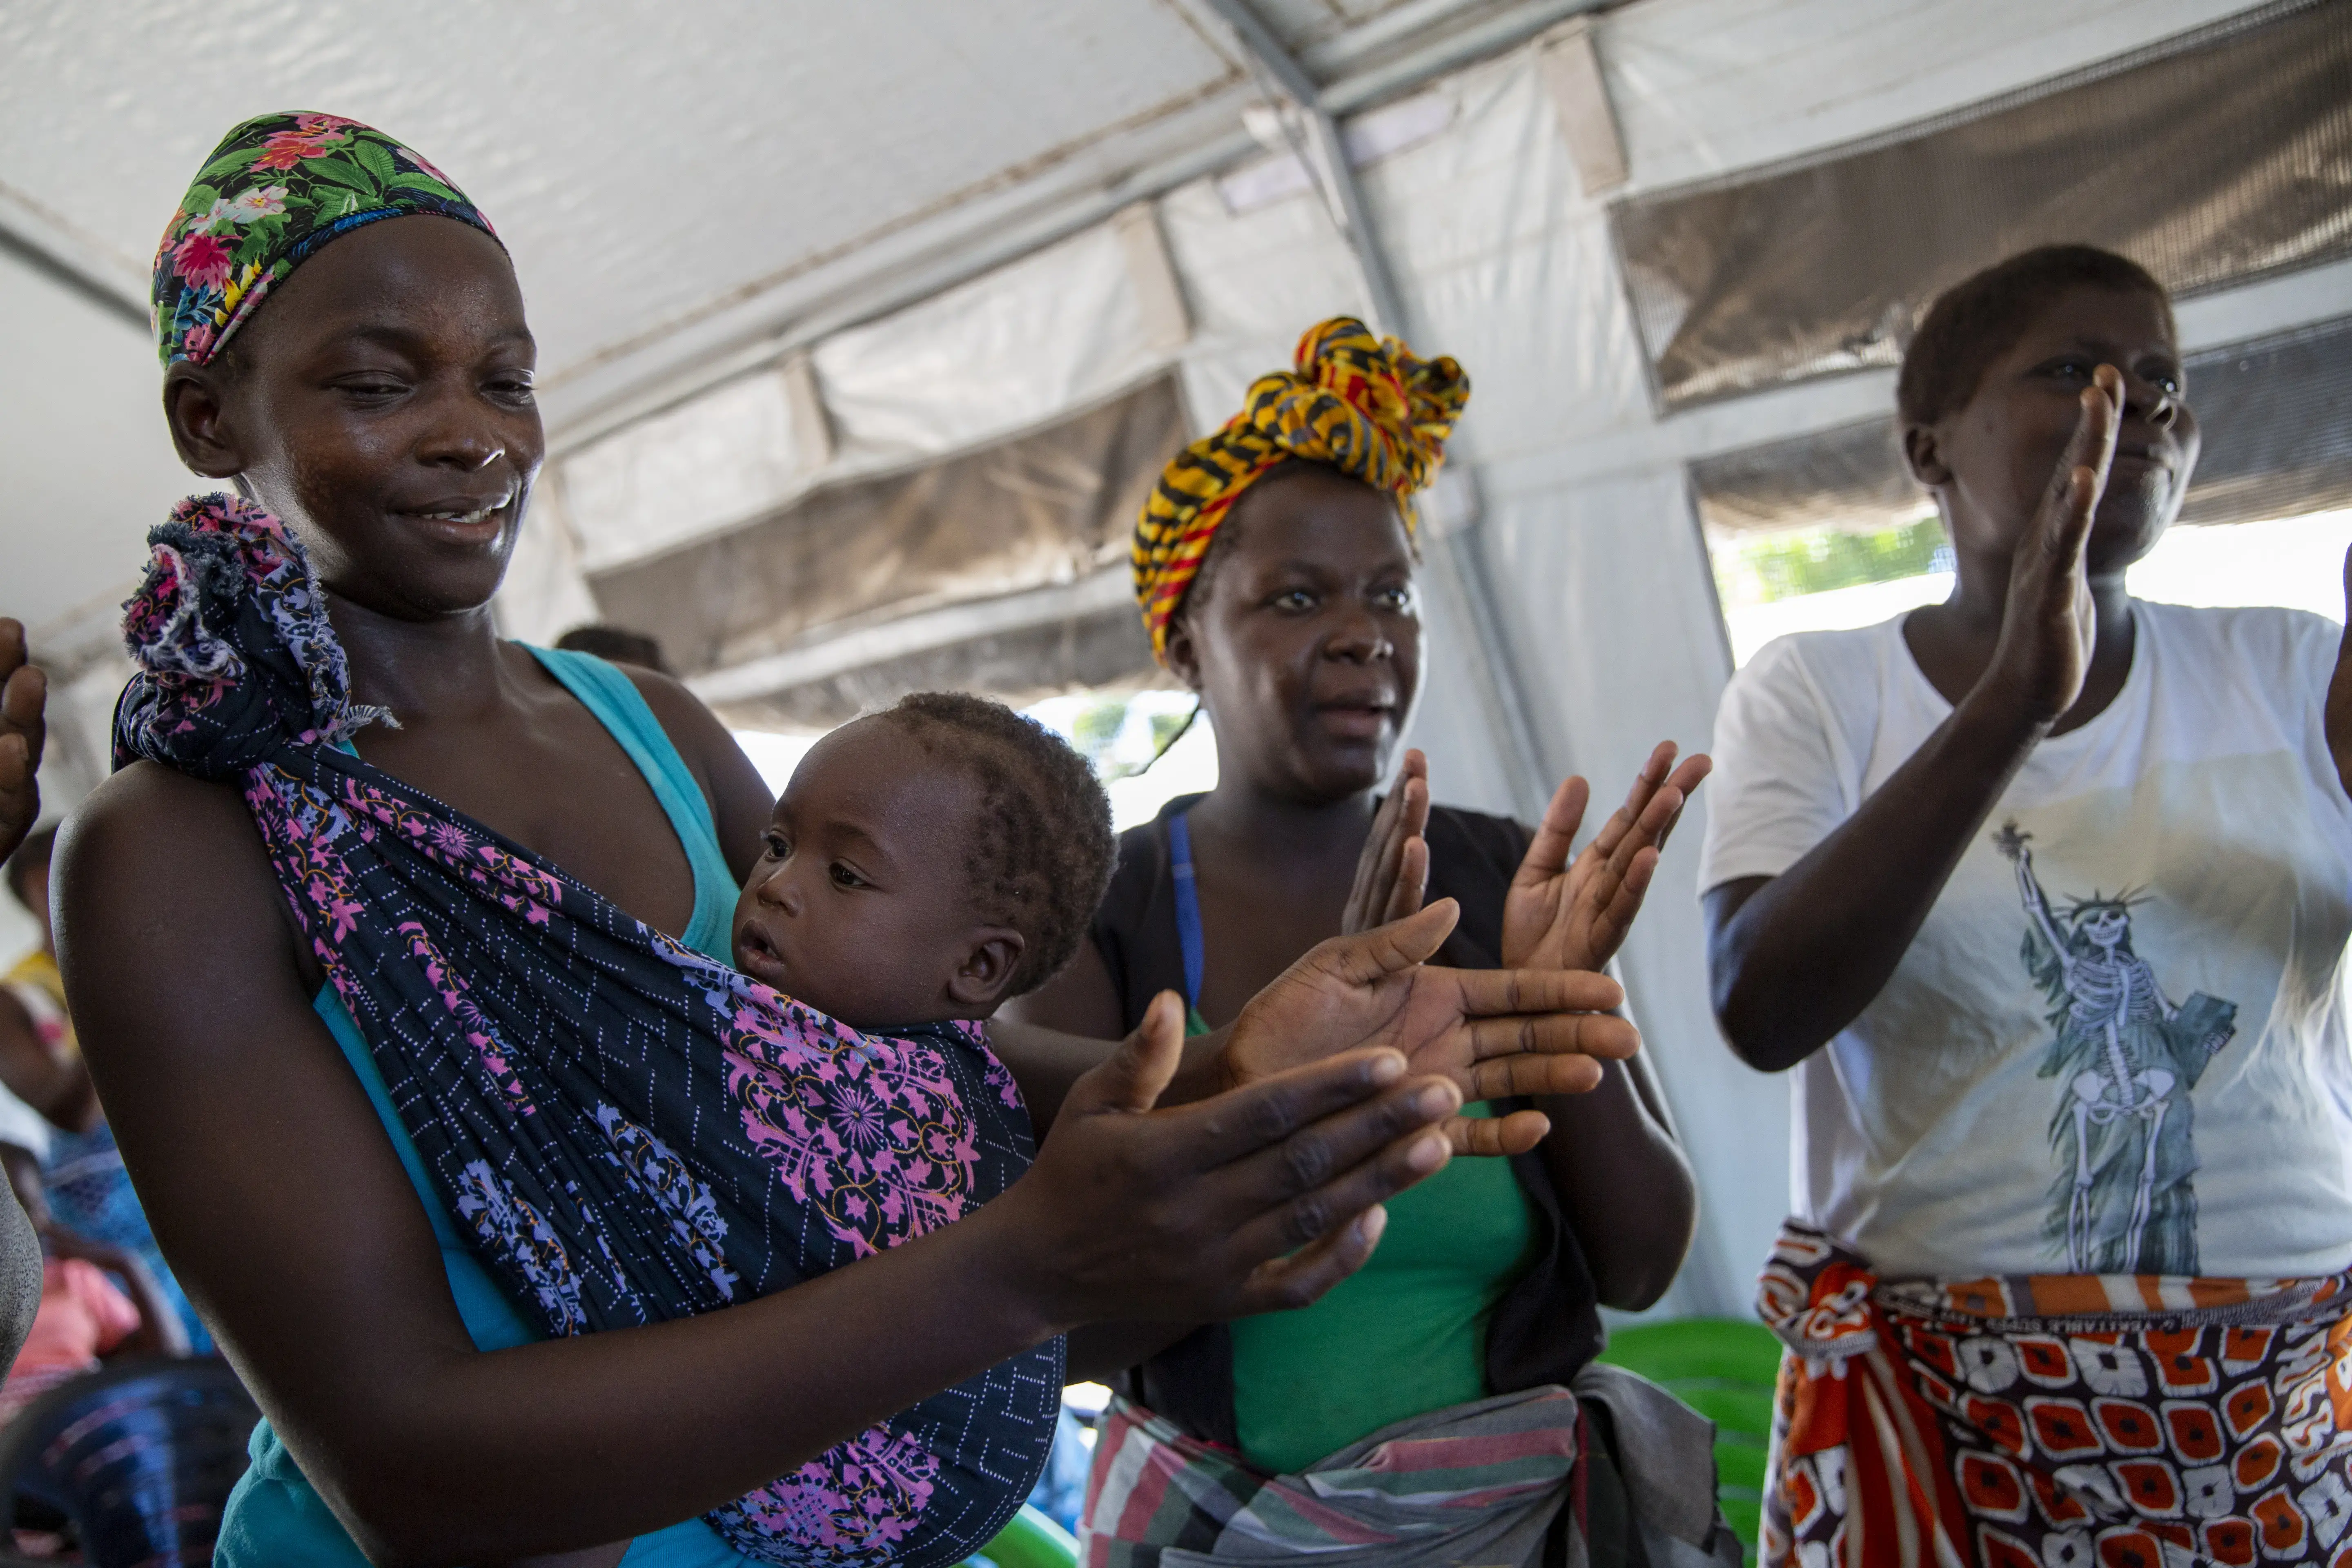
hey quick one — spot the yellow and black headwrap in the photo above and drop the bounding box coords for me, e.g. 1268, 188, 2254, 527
1132, 316, 1469, 662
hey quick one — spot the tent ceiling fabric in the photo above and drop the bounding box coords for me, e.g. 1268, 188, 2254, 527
0, 0, 1530, 443
0, 2, 1245, 396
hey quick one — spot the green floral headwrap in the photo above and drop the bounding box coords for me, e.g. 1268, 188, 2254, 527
151, 112, 498, 368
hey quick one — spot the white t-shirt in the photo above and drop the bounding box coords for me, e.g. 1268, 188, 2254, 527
1697, 601, 2352, 1280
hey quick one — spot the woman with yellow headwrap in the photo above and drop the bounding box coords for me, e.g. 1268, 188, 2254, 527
1011, 320, 1735, 1566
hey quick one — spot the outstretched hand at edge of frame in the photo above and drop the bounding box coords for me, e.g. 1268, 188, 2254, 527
2327, 546, 2352, 804
0, 620, 45, 866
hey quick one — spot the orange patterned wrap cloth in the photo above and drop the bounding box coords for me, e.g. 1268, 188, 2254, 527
1758, 1221, 2352, 1568
1130, 316, 1468, 662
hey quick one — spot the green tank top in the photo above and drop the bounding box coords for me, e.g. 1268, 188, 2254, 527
218, 647, 752, 1568
1163, 810, 1544, 1475
1227, 1100, 1542, 1474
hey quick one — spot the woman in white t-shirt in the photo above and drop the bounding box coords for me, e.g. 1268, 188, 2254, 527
1700, 246, 2352, 1567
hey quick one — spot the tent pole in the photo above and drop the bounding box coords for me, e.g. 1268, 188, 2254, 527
0, 215, 146, 334
1199, 0, 1557, 819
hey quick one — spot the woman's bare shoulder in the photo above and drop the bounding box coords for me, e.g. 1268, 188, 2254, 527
57, 761, 296, 987
65, 760, 263, 878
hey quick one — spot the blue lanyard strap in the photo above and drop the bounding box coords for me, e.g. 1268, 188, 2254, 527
1168, 809, 1206, 1009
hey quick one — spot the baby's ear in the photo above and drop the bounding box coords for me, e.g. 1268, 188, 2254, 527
947, 928, 1027, 1012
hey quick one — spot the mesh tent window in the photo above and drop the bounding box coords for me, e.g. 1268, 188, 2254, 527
1613, 0, 2352, 411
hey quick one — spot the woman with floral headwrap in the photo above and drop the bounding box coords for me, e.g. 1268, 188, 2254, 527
1009, 320, 1731, 1567
51, 121, 1640, 1566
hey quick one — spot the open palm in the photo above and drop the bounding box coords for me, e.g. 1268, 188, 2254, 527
1503, 742, 1710, 974
1222, 901, 1637, 1154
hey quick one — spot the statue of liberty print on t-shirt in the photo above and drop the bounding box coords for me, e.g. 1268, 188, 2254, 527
1993, 820, 2239, 1275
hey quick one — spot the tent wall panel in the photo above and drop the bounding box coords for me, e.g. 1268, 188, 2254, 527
709, 606, 1152, 733
1156, 167, 1373, 439
1601, 0, 2258, 196
0, 248, 192, 644
813, 223, 1167, 470
588, 376, 1187, 681
1476, 469, 1773, 1317
563, 368, 811, 571
1613, 0, 2352, 409
1356, 46, 1654, 463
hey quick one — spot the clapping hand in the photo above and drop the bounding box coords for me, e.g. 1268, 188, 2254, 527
0, 620, 44, 865
1341, 749, 1430, 933
1978, 365, 2120, 727
2328, 546, 2352, 801
1225, 900, 1637, 1156
1502, 742, 1711, 974
1016, 992, 1452, 1327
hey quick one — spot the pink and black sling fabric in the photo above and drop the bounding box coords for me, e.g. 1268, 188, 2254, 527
112, 494, 1062, 1566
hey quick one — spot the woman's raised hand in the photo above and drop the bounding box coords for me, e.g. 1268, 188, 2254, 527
1341, 748, 1431, 933
1005, 990, 1455, 1329
1977, 365, 2121, 727
1224, 900, 1637, 1156
0, 621, 44, 865
2327, 545, 2352, 802
1503, 742, 1711, 974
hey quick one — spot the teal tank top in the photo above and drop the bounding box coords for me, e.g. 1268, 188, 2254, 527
218, 648, 751, 1566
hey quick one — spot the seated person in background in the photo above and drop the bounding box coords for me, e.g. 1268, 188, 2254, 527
1, 828, 208, 1352
0, 1144, 188, 1420
2, 828, 100, 1132
730, 691, 1114, 1036
1013, 318, 1726, 1568
1702, 246, 2352, 1565
553, 623, 672, 676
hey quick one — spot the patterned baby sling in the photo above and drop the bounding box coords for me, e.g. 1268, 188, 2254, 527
111, 494, 1062, 1566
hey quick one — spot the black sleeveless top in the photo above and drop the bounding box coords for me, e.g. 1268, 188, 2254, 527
1090, 793, 1606, 1448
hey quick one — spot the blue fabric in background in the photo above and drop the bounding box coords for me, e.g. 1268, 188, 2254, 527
46, 1121, 211, 1353
1025, 1406, 1092, 1532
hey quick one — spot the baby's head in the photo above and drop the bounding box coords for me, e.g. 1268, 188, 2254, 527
732, 693, 1114, 1032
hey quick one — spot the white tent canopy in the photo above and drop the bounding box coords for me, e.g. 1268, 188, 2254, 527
5, 0, 2345, 1314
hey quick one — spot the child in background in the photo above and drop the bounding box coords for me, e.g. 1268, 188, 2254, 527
0, 1145, 188, 1420
732, 692, 1115, 1033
